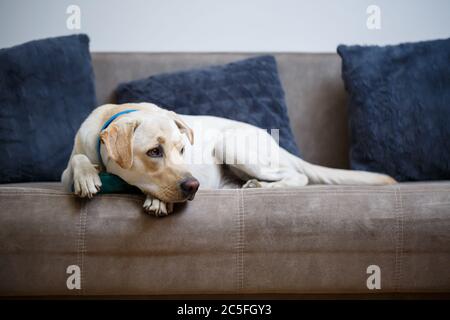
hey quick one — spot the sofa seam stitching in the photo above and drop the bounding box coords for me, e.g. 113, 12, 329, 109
236, 189, 244, 292
0, 192, 237, 199
76, 200, 83, 295
394, 188, 399, 292
77, 199, 88, 295
2, 188, 450, 197
240, 189, 245, 291
398, 187, 404, 292
241, 190, 431, 195
234, 189, 239, 292
393, 187, 404, 292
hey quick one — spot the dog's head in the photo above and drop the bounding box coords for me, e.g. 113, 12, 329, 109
100, 110, 199, 202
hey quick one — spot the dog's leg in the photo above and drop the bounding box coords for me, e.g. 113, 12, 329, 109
214, 130, 309, 189
242, 173, 308, 189
214, 126, 395, 188
143, 195, 173, 217
61, 165, 74, 192
71, 154, 102, 198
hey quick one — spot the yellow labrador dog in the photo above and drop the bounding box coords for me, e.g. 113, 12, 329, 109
62, 102, 395, 216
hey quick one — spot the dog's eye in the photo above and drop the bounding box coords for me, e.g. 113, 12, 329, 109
147, 146, 163, 158
180, 147, 185, 154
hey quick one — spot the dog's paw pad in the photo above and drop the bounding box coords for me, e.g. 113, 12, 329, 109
143, 197, 171, 217
242, 179, 262, 189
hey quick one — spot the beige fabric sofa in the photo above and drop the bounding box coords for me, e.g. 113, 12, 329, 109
1, 53, 449, 297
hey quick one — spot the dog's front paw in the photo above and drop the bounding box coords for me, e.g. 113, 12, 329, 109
242, 179, 262, 188
143, 196, 173, 217
73, 166, 102, 198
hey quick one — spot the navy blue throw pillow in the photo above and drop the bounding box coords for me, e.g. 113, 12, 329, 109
0, 34, 97, 183
115, 55, 300, 156
338, 38, 450, 182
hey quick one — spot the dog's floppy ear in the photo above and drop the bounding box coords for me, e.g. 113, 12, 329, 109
168, 111, 194, 145
100, 119, 139, 169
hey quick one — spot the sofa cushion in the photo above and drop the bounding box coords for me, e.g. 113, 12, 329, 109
338, 38, 450, 181
0, 34, 97, 183
114, 55, 300, 156
0, 182, 449, 295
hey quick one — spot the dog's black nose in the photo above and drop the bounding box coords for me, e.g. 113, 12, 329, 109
180, 177, 200, 200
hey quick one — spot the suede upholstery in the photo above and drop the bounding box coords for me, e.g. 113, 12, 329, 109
0, 182, 449, 296
0, 53, 449, 297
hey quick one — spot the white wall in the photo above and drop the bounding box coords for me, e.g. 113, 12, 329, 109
0, 0, 449, 52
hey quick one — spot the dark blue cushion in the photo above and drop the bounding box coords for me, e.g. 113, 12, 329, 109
0, 34, 97, 183
338, 38, 450, 181
115, 55, 300, 156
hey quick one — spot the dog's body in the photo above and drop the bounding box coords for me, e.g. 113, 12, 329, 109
62, 103, 395, 216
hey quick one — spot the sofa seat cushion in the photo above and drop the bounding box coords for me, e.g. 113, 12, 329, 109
0, 182, 449, 296
1, 182, 65, 191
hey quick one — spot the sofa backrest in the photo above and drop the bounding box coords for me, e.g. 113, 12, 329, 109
91, 53, 349, 169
